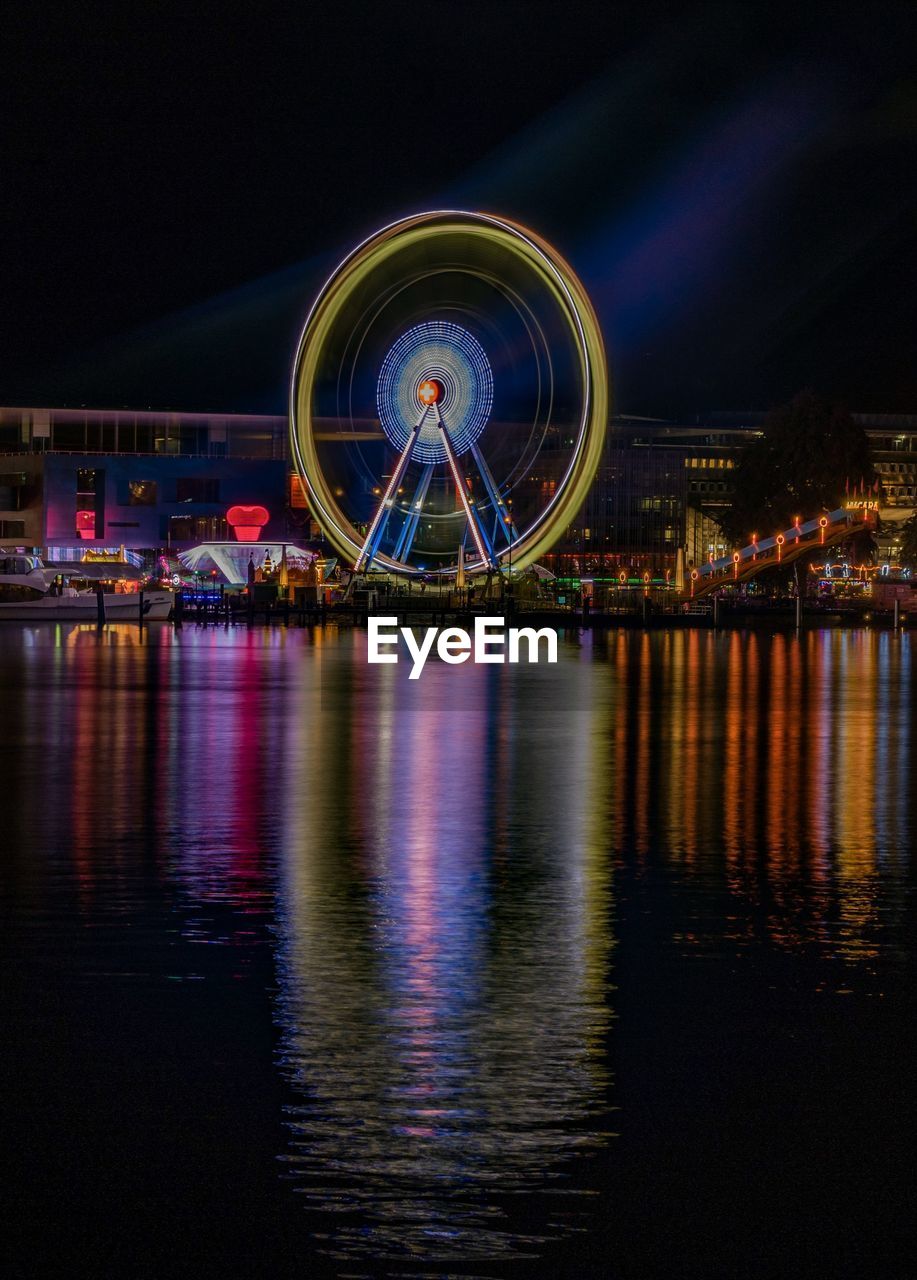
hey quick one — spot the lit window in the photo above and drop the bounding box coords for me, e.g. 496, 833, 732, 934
129, 480, 157, 506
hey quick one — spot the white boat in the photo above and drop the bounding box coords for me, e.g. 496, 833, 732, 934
0, 554, 172, 621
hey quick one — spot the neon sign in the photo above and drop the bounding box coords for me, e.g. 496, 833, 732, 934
226, 504, 270, 542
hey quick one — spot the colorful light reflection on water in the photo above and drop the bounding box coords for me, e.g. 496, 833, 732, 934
1, 624, 913, 1278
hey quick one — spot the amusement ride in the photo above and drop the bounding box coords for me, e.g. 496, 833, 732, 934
290, 211, 609, 579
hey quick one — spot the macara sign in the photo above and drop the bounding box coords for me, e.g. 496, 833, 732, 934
368, 616, 558, 679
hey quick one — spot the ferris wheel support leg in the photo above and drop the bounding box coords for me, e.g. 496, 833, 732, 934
436, 410, 496, 569
470, 442, 515, 549
392, 463, 434, 564
355, 421, 423, 571
470, 504, 496, 566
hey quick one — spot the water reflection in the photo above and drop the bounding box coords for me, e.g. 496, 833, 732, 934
588, 628, 913, 967
1, 624, 914, 1275
275, 647, 614, 1265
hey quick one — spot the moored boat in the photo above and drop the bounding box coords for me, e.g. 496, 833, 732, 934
0, 554, 172, 621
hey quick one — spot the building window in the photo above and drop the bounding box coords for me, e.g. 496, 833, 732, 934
76, 469, 103, 540
176, 478, 220, 503
0, 473, 28, 510
0, 520, 26, 538
129, 480, 157, 505
53, 422, 86, 450
77, 468, 100, 496
169, 515, 228, 542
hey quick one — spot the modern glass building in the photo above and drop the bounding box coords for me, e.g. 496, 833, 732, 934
541, 416, 751, 578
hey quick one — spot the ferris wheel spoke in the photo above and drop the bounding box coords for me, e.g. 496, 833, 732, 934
354, 412, 427, 571
437, 408, 496, 569
470, 441, 516, 550
392, 462, 434, 564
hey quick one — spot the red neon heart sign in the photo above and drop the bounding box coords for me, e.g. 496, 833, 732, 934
226, 505, 270, 543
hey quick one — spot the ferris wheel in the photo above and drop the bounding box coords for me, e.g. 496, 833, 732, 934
290, 211, 608, 576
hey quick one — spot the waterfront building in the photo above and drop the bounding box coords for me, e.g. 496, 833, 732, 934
858, 414, 917, 560
3, 404, 916, 573
701, 411, 917, 565
542, 416, 751, 578
0, 406, 290, 557
545, 411, 917, 579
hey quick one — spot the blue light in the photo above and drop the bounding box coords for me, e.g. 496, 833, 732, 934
377, 321, 493, 466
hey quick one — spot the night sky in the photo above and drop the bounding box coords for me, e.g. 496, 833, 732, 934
3, 2, 917, 418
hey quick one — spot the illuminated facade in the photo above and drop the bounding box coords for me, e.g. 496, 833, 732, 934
859, 415, 917, 559
697, 411, 917, 565
4, 401, 915, 572
0, 407, 288, 554
543, 417, 750, 577
546, 411, 917, 577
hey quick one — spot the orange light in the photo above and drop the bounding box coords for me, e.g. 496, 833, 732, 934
418, 379, 442, 406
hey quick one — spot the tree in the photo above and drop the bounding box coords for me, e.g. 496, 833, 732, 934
721, 391, 876, 546
897, 513, 917, 566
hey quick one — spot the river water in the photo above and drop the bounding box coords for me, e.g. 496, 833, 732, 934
2, 624, 914, 1278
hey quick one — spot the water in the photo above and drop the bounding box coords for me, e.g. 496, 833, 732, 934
2, 624, 914, 1278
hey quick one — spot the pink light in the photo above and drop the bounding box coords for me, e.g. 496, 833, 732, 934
76, 509, 95, 541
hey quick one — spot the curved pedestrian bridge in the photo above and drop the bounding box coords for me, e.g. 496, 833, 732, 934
687, 505, 876, 599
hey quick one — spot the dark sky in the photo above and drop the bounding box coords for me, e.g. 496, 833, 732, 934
2, 1, 917, 417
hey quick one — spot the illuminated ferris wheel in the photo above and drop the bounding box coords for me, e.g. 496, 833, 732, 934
290, 211, 609, 576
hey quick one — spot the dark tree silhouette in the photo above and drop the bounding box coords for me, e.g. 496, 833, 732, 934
721, 392, 876, 546
897, 513, 917, 566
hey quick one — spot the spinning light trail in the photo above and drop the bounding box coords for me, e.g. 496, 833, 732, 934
290, 211, 609, 576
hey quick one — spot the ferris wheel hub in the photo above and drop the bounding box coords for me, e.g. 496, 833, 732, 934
377, 321, 493, 466
417, 379, 443, 407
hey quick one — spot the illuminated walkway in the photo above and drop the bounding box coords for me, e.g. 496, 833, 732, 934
687, 506, 876, 600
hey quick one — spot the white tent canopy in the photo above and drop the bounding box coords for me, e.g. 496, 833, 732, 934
178, 542, 317, 584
